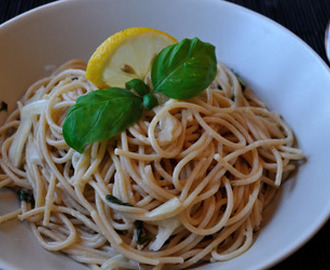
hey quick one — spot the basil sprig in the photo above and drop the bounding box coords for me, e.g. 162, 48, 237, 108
63, 38, 217, 153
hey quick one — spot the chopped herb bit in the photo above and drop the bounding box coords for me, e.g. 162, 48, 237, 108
71, 77, 79, 81
134, 220, 152, 245
0, 101, 8, 112
17, 189, 34, 203
134, 220, 142, 230
231, 70, 246, 91
138, 235, 152, 245
105, 194, 133, 206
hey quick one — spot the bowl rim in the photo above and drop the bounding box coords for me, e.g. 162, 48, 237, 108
0, 1, 330, 270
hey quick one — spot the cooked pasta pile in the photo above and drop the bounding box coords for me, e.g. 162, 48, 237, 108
0, 60, 303, 269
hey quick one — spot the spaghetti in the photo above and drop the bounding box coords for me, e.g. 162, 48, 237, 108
0, 59, 303, 269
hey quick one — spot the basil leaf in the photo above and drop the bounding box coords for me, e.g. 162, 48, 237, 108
63, 88, 143, 153
151, 38, 217, 100
125, 79, 150, 96
105, 194, 133, 206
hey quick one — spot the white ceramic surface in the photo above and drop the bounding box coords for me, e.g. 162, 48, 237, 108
0, 0, 330, 269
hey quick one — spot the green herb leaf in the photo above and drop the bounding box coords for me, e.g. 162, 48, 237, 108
63, 88, 143, 153
134, 220, 152, 245
105, 194, 133, 206
17, 189, 34, 204
232, 70, 246, 91
151, 37, 217, 100
125, 79, 150, 96
143, 93, 158, 111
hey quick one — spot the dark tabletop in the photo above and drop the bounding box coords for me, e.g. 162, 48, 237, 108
0, 0, 329, 269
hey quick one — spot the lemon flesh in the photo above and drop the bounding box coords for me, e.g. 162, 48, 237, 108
86, 27, 177, 89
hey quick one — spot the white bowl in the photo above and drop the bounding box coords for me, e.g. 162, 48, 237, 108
0, 0, 330, 269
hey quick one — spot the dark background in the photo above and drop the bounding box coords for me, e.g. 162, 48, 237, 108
0, 0, 329, 269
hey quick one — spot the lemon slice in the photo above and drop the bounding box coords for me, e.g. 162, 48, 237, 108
86, 27, 178, 89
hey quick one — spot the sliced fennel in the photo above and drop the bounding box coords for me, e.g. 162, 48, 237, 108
9, 100, 48, 167
145, 197, 182, 220
149, 216, 181, 251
